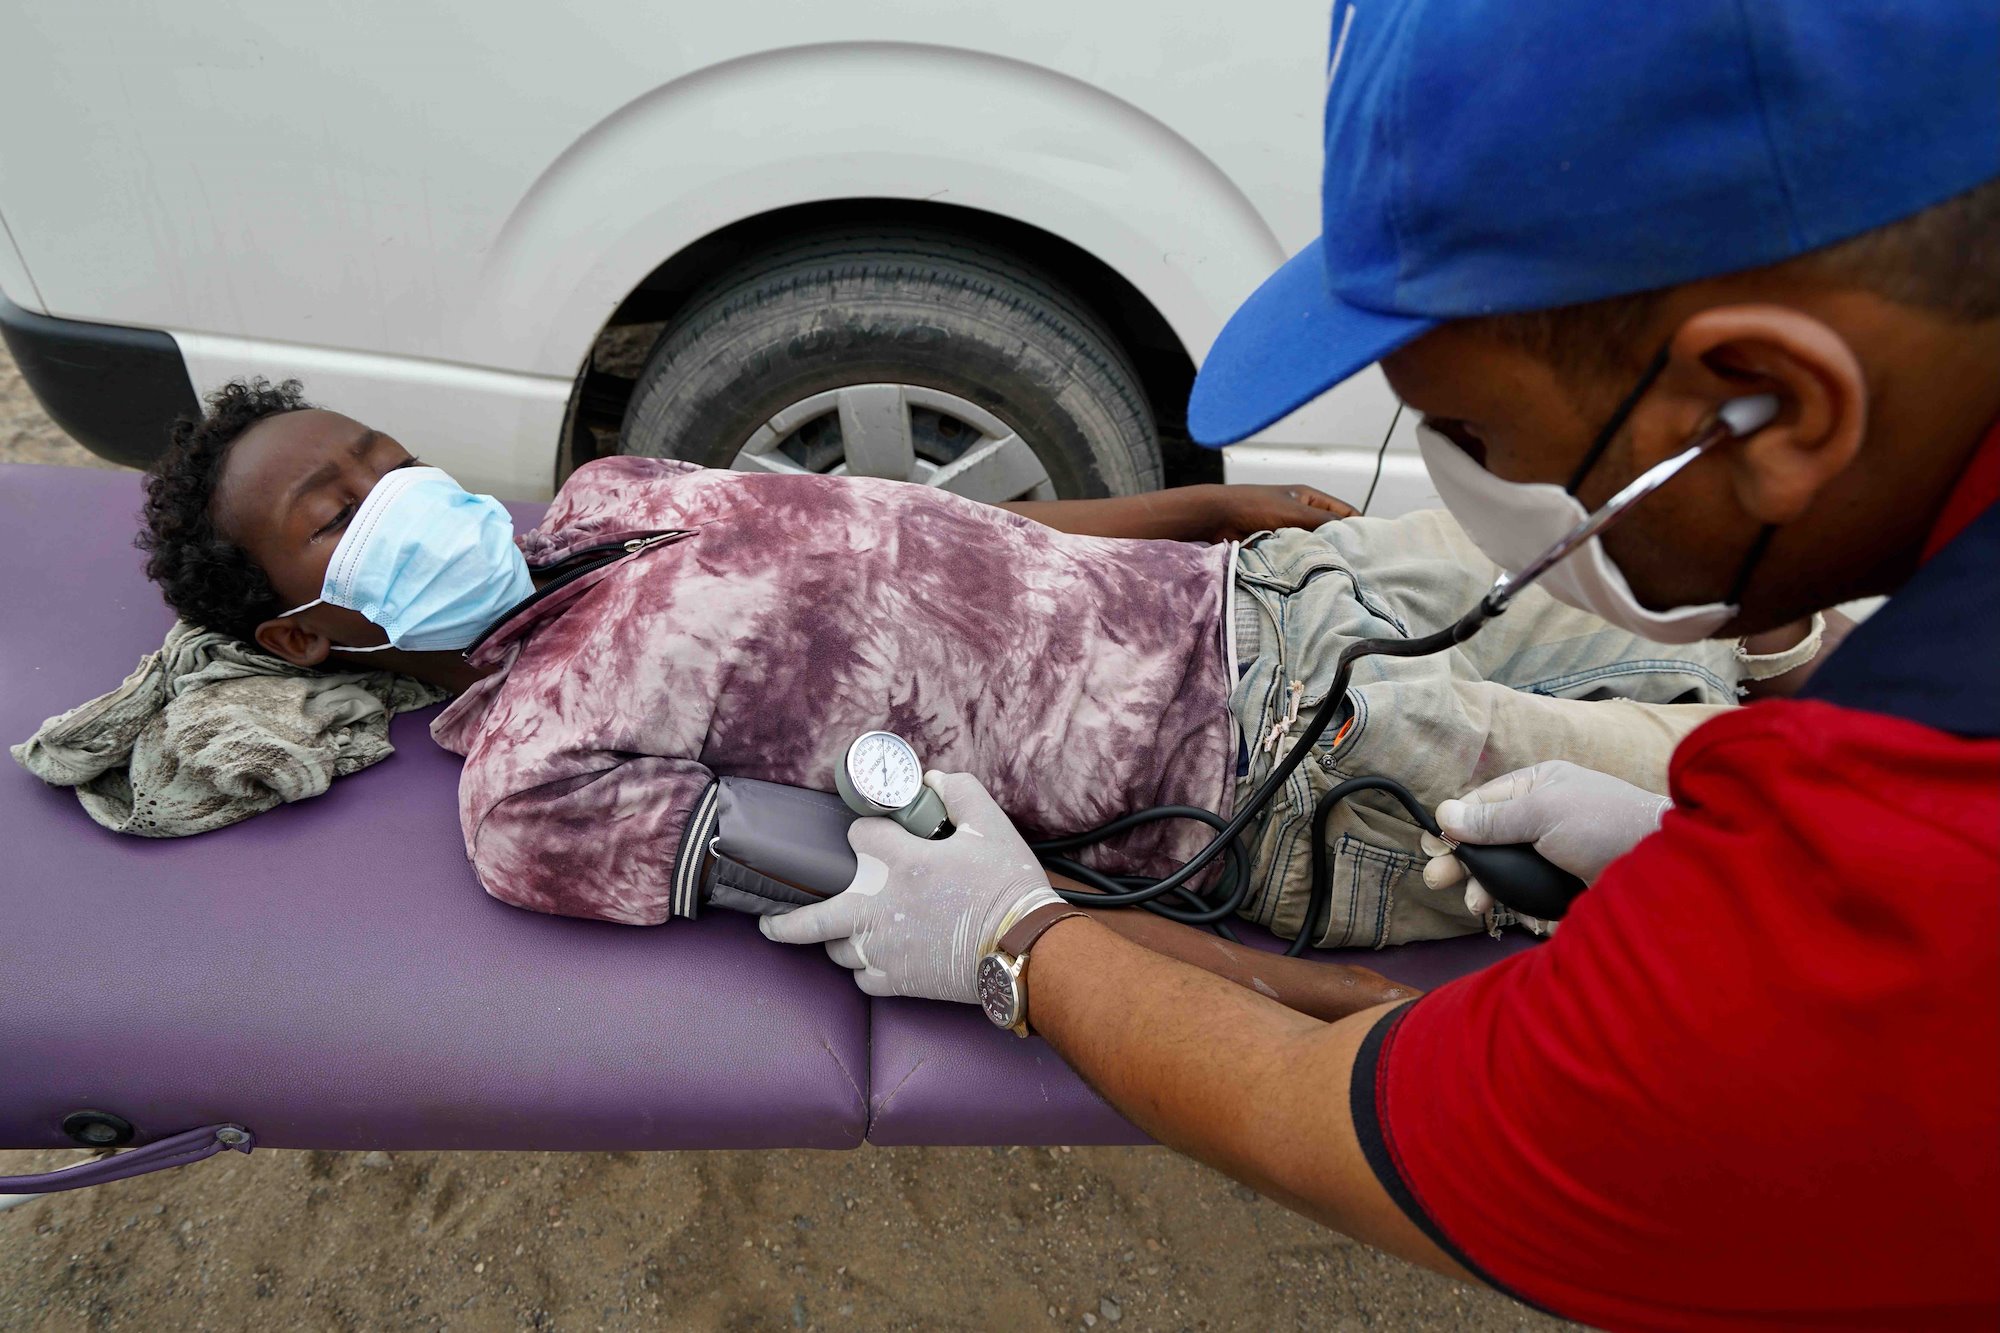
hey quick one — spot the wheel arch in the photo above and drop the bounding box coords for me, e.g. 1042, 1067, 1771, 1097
573, 199, 1202, 463
462, 42, 1291, 481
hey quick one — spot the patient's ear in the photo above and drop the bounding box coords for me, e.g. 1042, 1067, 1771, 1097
254, 615, 333, 668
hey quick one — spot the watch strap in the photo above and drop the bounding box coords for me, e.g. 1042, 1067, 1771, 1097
998, 902, 1087, 959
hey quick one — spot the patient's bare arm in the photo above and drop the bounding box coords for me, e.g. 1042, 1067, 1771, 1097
1001, 484, 1356, 543
1047, 872, 1418, 1022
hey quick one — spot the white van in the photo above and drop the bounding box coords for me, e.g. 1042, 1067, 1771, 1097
0, 2, 1432, 509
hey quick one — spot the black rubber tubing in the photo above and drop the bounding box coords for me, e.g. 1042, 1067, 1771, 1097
1024, 596, 1588, 950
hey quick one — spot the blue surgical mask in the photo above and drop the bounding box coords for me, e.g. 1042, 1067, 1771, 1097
280, 466, 534, 653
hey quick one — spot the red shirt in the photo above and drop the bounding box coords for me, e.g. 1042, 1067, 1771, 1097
1353, 433, 2000, 1329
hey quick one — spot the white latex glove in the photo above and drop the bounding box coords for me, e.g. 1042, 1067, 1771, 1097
1420, 760, 1671, 919
758, 771, 1064, 1003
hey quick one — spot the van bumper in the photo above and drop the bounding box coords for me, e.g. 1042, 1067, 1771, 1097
0, 296, 198, 468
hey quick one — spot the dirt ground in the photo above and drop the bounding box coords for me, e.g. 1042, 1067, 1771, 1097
0, 344, 1566, 1332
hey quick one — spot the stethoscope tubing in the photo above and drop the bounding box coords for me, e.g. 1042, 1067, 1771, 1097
1030, 599, 1498, 940
1026, 398, 1777, 943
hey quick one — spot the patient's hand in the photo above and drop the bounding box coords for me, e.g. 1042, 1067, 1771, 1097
1199, 483, 1358, 541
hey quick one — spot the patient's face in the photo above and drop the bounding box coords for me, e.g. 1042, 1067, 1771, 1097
214, 409, 420, 630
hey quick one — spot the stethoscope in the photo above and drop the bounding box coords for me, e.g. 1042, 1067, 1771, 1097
838, 393, 1779, 952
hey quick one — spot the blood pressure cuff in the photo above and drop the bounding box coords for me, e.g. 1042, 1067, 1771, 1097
696, 777, 860, 916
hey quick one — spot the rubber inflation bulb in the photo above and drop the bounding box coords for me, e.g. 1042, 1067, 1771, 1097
1453, 842, 1588, 921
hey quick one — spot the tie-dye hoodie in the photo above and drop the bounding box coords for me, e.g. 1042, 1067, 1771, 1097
428, 457, 1234, 925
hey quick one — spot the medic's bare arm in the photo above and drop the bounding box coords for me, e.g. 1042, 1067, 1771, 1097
1024, 915, 1471, 1281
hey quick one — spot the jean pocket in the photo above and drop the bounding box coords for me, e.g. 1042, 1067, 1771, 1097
1236, 551, 1353, 598
1257, 824, 1425, 950
1239, 554, 1414, 639
1326, 834, 1414, 949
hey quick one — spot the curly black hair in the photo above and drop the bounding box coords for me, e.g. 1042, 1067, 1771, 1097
136, 377, 315, 642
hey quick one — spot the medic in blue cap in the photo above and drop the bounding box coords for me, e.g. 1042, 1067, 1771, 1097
761, 4, 2000, 1324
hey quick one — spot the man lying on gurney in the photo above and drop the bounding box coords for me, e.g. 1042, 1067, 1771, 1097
132, 378, 1825, 1011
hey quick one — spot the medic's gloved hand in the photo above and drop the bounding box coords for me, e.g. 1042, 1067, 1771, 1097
758, 771, 1063, 1003
1420, 761, 1671, 918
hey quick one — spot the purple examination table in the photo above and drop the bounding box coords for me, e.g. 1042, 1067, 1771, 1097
0, 463, 1529, 1193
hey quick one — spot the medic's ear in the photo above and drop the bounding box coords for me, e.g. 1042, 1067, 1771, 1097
1644, 305, 1868, 525
253, 612, 333, 668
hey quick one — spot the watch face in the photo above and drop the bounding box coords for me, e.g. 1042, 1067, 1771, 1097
977, 954, 1022, 1028
845, 731, 923, 811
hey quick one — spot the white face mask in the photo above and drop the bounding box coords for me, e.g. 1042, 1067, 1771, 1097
1415, 424, 1739, 642
1413, 392, 1780, 645
279, 465, 534, 653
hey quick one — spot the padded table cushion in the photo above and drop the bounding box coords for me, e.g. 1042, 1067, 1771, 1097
0, 463, 1530, 1154
0, 465, 869, 1151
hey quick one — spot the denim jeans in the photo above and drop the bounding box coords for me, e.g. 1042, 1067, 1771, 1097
1226, 510, 1745, 947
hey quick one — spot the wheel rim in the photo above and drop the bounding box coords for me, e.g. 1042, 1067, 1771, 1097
733, 384, 1058, 501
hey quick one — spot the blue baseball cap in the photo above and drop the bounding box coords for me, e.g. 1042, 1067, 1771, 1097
1189, 0, 2000, 446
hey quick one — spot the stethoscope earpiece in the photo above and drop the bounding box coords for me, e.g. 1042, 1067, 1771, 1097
1718, 393, 1781, 438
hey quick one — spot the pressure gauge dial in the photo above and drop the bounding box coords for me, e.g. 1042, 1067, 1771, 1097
842, 731, 924, 812
835, 732, 953, 839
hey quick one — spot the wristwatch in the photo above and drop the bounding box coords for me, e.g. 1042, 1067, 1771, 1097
976, 902, 1087, 1037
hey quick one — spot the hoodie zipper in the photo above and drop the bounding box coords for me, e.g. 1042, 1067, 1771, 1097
461, 529, 691, 659
536, 530, 685, 576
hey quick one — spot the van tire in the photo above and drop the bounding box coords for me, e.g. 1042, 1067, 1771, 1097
618, 230, 1162, 498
